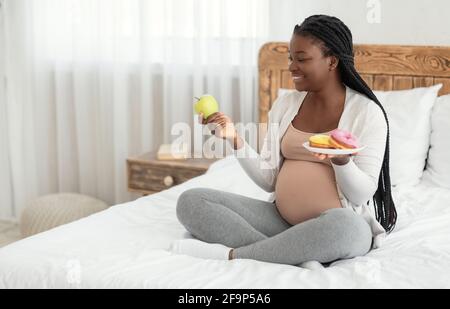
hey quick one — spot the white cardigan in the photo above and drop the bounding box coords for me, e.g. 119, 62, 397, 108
232, 84, 387, 249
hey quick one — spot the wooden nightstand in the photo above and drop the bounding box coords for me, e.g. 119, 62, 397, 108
127, 151, 220, 195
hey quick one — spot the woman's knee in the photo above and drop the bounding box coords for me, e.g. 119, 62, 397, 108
321, 208, 372, 257
176, 188, 212, 225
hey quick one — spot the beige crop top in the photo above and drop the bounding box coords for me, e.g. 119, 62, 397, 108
274, 122, 343, 225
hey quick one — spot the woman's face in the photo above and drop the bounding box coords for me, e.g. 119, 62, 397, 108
288, 34, 336, 92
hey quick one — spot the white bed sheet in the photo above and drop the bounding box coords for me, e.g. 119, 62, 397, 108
1, 155, 450, 288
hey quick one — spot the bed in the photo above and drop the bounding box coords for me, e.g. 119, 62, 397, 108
1, 43, 450, 288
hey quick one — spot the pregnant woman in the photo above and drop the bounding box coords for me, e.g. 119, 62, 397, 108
169, 14, 397, 266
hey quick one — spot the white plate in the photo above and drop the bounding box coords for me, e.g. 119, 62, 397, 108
302, 142, 366, 155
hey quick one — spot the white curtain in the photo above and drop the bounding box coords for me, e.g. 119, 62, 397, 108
0, 0, 270, 220
0, 0, 13, 219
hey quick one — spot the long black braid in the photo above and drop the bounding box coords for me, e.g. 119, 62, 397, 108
294, 15, 397, 233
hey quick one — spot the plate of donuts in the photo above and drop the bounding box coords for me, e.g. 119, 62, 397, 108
302, 142, 366, 155
302, 129, 366, 155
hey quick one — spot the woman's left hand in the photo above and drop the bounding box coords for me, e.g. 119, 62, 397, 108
312, 152, 358, 165
312, 153, 353, 160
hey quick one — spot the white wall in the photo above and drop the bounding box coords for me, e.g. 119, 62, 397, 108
269, 0, 450, 46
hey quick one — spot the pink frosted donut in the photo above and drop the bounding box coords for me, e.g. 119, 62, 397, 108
330, 129, 359, 149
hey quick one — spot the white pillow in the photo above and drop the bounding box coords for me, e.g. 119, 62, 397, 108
277, 84, 443, 186
422, 94, 450, 189
374, 84, 442, 186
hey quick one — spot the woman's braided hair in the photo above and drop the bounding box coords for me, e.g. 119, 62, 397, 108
294, 15, 397, 233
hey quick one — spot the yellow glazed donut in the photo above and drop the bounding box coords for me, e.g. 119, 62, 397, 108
309, 134, 334, 149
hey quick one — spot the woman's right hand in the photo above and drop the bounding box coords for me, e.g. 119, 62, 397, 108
198, 112, 238, 141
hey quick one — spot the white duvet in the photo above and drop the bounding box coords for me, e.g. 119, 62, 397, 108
1, 155, 450, 288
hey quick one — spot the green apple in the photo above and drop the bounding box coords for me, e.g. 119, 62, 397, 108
193, 95, 219, 119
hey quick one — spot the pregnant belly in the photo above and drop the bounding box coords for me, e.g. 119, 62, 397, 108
274, 160, 343, 225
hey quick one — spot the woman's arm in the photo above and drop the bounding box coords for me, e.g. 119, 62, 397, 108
201, 93, 288, 193
331, 108, 388, 205
331, 157, 379, 205
228, 119, 279, 193
227, 93, 289, 193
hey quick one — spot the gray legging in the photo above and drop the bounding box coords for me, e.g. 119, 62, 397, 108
176, 188, 373, 266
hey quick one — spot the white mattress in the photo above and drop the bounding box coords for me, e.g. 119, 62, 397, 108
1, 155, 450, 288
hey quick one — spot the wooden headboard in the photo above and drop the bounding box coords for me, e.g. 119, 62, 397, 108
258, 42, 450, 124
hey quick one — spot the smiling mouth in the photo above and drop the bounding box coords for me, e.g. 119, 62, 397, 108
292, 75, 305, 82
